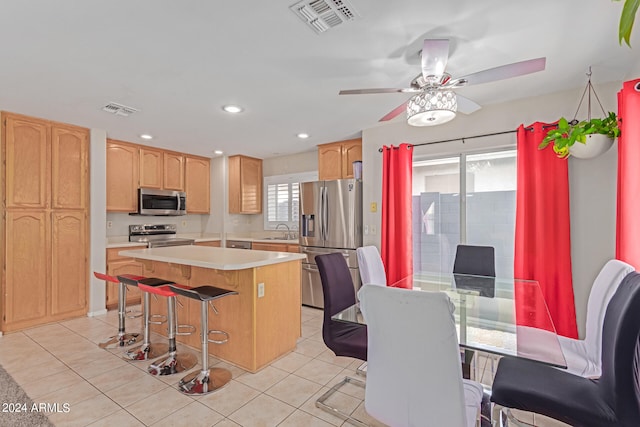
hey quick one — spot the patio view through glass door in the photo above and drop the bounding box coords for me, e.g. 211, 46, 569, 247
412, 150, 517, 278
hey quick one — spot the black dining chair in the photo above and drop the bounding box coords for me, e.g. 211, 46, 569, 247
314, 252, 368, 427
490, 271, 640, 427
453, 244, 496, 277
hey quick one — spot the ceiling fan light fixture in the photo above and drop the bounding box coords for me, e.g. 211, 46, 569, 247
407, 90, 457, 126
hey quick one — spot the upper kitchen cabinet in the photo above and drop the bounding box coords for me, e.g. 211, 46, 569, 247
163, 152, 185, 191
4, 114, 50, 209
185, 155, 210, 213
228, 155, 262, 214
318, 138, 362, 180
51, 125, 89, 210
106, 139, 139, 212
139, 147, 163, 189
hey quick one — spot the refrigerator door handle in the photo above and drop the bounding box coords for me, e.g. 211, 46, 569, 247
322, 186, 329, 241
320, 186, 326, 241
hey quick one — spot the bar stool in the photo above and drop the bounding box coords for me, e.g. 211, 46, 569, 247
169, 284, 238, 395
94, 272, 143, 349
117, 275, 171, 361
136, 281, 197, 376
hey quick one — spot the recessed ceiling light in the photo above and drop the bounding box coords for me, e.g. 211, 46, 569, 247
297, 133, 310, 139
223, 105, 243, 113
213, 150, 223, 155
140, 134, 153, 140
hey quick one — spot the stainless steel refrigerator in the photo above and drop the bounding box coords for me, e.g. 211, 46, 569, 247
300, 179, 362, 308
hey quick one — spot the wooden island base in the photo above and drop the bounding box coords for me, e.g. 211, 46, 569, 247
140, 258, 302, 373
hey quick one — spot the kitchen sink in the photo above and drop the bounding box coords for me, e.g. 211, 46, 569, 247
262, 236, 293, 240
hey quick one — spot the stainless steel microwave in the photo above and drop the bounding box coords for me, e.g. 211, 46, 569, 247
138, 188, 186, 216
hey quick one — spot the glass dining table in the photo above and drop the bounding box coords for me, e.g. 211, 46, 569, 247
333, 272, 567, 376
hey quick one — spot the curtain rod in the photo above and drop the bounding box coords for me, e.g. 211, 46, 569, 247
377, 123, 562, 152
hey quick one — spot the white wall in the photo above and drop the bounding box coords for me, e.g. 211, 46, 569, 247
362, 81, 622, 337
88, 129, 107, 316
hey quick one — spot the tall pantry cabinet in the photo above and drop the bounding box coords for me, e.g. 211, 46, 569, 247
1, 112, 89, 332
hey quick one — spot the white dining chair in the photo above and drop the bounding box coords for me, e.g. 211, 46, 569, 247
356, 246, 387, 286
560, 259, 635, 377
359, 285, 483, 427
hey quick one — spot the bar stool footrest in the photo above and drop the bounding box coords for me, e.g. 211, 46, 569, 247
207, 330, 230, 344
149, 314, 167, 325
126, 308, 143, 319
176, 324, 196, 336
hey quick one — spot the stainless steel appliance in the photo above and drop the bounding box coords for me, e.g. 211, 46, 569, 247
137, 188, 186, 216
129, 224, 195, 247
300, 179, 362, 308
225, 240, 252, 249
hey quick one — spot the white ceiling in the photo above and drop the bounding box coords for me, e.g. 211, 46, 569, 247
1, 1, 638, 159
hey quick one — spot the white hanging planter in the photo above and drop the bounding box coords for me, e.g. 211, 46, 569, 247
569, 134, 615, 159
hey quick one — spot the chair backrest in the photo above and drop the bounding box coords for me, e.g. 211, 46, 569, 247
597, 271, 640, 425
316, 253, 358, 343
453, 245, 495, 277
356, 246, 387, 286
583, 260, 635, 365
359, 285, 469, 427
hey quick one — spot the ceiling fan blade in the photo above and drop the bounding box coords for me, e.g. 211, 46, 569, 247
339, 88, 419, 95
379, 102, 408, 122
457, 57, 546, 86
421, 39, 450, 79
456, 95, 482, 115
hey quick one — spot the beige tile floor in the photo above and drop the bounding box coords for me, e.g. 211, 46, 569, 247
0, 306, 569, 427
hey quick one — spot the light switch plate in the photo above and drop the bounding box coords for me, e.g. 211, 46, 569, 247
258, 283, 265, 298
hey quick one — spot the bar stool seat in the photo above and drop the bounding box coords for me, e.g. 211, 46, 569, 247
116, 276, 173, 361
136, 281, 197, 376
169, 284, 238, 395
94, 272, 143, 349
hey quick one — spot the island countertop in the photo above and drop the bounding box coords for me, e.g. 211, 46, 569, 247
119, 245, 306, 270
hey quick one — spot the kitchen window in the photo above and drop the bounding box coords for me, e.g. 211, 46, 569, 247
263, 172, 317, 230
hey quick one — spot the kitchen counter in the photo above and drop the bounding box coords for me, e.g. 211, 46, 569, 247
120, 245, 303, 372
119, 245, 304, 269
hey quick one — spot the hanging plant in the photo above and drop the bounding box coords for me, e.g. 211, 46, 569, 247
538, 68, 621, 159
538, 113, 620, 158
614, 0, 640, 46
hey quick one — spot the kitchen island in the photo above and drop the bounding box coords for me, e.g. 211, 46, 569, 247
119, 245, 306, 372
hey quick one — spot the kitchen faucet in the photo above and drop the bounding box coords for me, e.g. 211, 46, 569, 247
275, 223, 291, 239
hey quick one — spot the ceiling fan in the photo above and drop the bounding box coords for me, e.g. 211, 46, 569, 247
339, 39, 546, 126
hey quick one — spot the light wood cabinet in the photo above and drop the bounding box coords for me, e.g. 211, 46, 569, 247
107, 143, 211, 213
318, 138, 362, 180
1, 112, 89, 332
105, 247, 145, 309
51, 211, 88, 316
163, 152, 184, 191
228, 155, 262, 214
185, 156, 210, 213
106, 140, 139, 212
195, 241, 221, 247
139, 147, 163, 189
252, 242, 300, 253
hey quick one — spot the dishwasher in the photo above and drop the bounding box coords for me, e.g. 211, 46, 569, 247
225, 240, 252, 250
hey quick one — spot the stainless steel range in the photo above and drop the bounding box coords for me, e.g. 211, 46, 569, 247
129, 224, 195, 248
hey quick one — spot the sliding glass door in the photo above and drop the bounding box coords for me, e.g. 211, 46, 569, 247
412, 150, 516, 277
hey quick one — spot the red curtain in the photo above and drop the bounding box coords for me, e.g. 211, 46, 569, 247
381, 143, 413, 287
616, 78, 640, 269
514, 123, 578, 339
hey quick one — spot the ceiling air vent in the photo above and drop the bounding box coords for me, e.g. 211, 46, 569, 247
290, 0, 360, 34
101, 102, 139, 117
